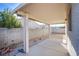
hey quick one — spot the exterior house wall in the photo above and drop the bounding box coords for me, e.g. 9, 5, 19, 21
67, 4, 79, 55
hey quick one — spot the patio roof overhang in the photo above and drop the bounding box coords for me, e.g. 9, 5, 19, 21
12, 3, 71, 54
13, 3, 70, 24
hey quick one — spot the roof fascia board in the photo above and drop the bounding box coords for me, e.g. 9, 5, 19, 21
12, 3, 29, 13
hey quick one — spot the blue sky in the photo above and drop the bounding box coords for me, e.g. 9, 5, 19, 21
0, 3, 20, 11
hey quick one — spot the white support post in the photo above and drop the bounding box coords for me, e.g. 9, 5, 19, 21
65, 23, 67, 36
64, 21, 68, 45
48, 24, 51, 40
62, 20, 68, 47
23, 16, 29, 55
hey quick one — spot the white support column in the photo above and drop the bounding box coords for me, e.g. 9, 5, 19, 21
23, 16, 29, 55
62, 20, 67, 46
48, 24, 51, 40
64, 21, 68, 45
65, 22, 67, 36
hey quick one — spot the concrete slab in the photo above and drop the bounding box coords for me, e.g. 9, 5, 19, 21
29, 39, 68, 56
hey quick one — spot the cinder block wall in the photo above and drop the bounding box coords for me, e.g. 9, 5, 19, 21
0, 28, 49, 49
29, 28, 49, 40
0, 28, 23, 49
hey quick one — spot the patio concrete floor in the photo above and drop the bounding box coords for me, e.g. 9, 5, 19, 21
7, 36, 69, 56
28, 39, 69, 56
9, 39, 68, 56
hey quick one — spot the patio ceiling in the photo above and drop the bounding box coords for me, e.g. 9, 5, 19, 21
15, 3, 69, 24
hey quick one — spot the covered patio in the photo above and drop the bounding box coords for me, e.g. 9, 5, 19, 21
12, 3, 70, 56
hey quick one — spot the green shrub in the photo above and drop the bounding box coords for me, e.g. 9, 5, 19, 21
0, 9, 22, 29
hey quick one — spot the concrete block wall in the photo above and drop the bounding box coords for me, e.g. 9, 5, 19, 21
0, 28, 49, 49
29, 28, 49, 40
0, 28, 23, 49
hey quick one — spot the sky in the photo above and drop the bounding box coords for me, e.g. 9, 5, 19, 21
0, 3, 20, 11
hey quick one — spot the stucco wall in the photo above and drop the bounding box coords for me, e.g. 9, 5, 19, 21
67, 4, 79, 55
